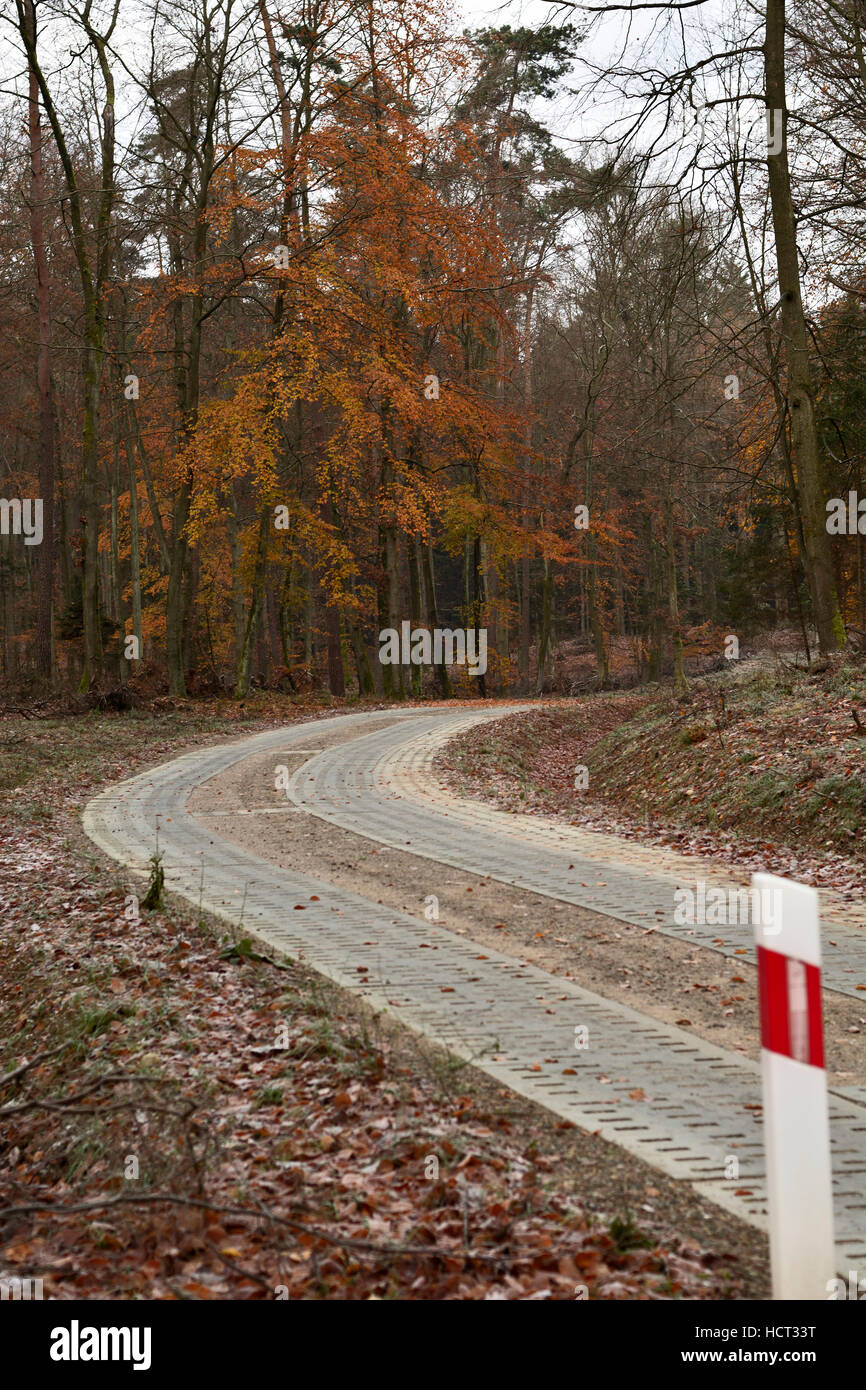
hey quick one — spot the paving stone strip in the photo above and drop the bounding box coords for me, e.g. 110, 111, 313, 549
286, 711, 866, 1001
82, 709, 866, 1272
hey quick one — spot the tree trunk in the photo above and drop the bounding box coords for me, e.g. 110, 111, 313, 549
127, 433, 143, 659
423, 540, 451, 697
166, 485, 190, 695
236, 507, 269, 697
472, 532, 488, 698
587, 535, 610, 685
325, 600, 345, 697
765, 0, 845, 654
858, 460, 865, 631
487, 556, 509, 691
228, 485, 246, 658
348, 617, 375, 696
25, 0, 55, 683
378, 403, 403, 700
535, 551, 554, 694
665, 498, 686, 691
408, 535, 423, 697
16, 0, 116, 689
80, 332, 104, 689
518, 290, 534, 692
109, 417, 123, 680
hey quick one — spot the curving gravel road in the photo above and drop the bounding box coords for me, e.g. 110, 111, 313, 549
83, 706, 866, 1274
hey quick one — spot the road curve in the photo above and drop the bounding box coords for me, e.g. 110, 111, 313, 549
82, 706, 866, 1272
285, 710, 866, 1000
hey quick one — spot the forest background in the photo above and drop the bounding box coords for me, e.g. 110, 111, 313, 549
2, 0, 865, 703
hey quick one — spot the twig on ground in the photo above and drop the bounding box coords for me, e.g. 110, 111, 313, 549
0, 1045, 67, 1092
0, 1192, 524, 1266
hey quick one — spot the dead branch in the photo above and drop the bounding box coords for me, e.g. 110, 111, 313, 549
0, 1191, 528, 1267
0, 1045, 67, 1092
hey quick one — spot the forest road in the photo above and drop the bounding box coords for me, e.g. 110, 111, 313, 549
83, 704, 866, 1273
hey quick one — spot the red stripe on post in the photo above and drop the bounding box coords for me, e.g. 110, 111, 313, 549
758, 945, 790, 1058
806, 960, 825, 1069
756, 946, 824, 1068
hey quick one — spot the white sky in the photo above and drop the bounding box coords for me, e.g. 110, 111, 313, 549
451, 0, 740, 158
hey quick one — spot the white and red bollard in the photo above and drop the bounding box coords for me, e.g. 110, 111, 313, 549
753, 872, 835, 1299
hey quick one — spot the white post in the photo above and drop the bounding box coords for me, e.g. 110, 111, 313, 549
752, 872, 835, 1299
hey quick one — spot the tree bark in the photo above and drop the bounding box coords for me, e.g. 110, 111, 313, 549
17, 2, 118, 687
423, 540, 452, 697
24, 0, 55, 683
236, 507, 270, 697
408, 535, 423, 697
765, 0, 845, 653
518, 291, 534, 692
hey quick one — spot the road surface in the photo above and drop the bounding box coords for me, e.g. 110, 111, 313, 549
83, 706, 866, 1274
